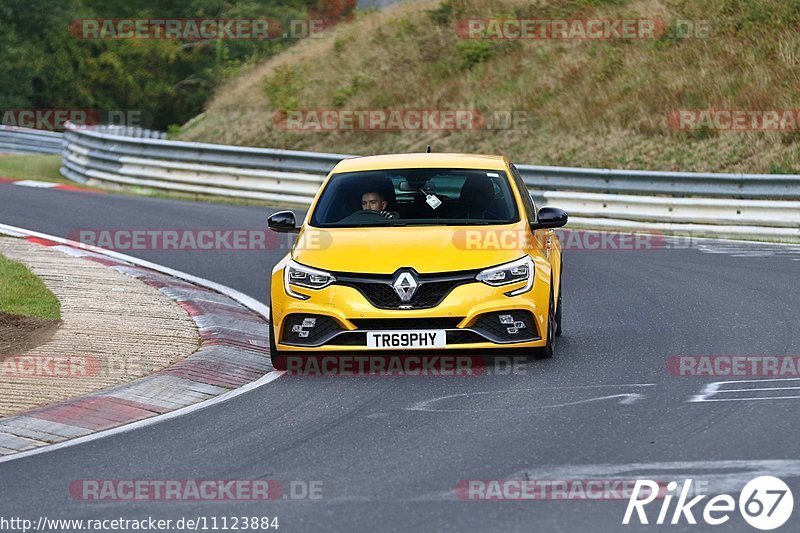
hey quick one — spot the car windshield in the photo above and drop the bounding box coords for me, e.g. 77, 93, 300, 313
310, 168, 520, 227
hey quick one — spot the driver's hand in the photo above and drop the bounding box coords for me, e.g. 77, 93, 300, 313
379, 210, 395, 219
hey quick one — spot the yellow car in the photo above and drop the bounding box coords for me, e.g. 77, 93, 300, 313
267, 153, 567, 370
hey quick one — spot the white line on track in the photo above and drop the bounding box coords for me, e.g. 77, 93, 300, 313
0, 222, 281, 464
689, 378, 800, 403
12, 180, 60, 188
405, 384, 655, 412
0, 371, 284, 465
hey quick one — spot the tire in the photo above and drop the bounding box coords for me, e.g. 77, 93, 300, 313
268, 308, 287, 371
555, 274, 563, 337
534, 289, 556, 359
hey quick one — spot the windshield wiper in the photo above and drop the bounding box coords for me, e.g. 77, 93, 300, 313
387, 220, 495, 226
330, 220, 501, 227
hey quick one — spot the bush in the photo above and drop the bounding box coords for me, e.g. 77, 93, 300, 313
456, 40, 498, 70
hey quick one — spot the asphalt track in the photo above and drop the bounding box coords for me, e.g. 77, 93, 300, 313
1, 183, 800, 532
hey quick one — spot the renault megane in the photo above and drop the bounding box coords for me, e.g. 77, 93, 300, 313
267, 153, 568, 370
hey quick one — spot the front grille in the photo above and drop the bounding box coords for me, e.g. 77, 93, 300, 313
446, 330, 486, 344
341, 279, 468, 309
281, 314, 343, 346
335, 269, 479, 310
349, 317, 464, 330
470, 311, 539, 343
327, 332, 366, 345
352, 283, 397, 308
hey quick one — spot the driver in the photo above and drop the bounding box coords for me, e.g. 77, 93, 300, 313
361, 191, 397, 219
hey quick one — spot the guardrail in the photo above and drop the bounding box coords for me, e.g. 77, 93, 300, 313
516, 164, 800, 200
60, 123, 349, 204
53, 122, 800, 242
77, 125, 168, 139
0, 126, 63, 155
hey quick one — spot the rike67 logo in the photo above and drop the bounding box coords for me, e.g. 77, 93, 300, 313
624, 476, 793, 530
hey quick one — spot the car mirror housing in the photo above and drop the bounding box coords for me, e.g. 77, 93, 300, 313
268, 211, 300, 233
531, 206, 568, 230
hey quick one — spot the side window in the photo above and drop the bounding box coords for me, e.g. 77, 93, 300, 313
510, 164, 536, 224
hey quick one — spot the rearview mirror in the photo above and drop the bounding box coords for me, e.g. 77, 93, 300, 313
531, 206, 568, 230
268, 211, 300, 233
399, 179, 434, 191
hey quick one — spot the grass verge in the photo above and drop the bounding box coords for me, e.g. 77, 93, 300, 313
0, 154, 67, 183
0, 249, 61, 320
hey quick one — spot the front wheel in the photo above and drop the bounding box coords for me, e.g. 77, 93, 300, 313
534, 289, 556, 359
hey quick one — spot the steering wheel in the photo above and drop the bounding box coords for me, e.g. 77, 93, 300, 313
355, 209, 400, 219
338, 209, 400, 224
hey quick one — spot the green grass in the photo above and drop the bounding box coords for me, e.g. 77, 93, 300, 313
0, 249, 61, 320
0, 154, 67, 183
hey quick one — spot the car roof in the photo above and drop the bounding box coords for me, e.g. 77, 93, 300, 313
331, 153, 509, 173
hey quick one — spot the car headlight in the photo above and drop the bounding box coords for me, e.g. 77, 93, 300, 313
284, 259, 336, 300
476, 256, 535, 296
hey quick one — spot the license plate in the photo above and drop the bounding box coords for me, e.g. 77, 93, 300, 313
366, 330, 446, 349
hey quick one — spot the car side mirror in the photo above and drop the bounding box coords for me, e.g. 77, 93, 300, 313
268, 211, 300, 233
531, 206, 568, 230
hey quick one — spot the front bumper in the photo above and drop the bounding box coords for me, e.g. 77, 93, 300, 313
270, 271, 550, 352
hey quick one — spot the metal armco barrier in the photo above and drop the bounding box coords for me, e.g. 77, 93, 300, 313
516, 164, 800, 200
0, 126, 63, 155
52, 122, 800, 242
60, 123, 347, 204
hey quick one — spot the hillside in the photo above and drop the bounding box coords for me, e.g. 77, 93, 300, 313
178, 0, 800, 173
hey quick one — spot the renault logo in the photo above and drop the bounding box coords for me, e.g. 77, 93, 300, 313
392, 270, 418, 302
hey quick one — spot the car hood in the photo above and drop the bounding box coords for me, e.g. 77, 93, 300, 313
291, 224, 531, 274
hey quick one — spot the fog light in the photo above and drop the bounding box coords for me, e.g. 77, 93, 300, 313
298, 330, 309, 338
292, 325, 303, 332
499, 314, 514, 324
302, 318, 317, 328
513, 321, 526, 329
507, 327, 519, 335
